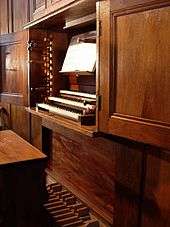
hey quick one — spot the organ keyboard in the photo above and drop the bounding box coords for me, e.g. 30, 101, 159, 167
36, 90, 96, 125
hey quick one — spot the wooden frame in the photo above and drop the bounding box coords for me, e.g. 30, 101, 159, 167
98, 0, 170, 149
0, 31, 29, 106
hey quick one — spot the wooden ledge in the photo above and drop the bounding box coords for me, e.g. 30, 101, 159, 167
26, 107, 98, 137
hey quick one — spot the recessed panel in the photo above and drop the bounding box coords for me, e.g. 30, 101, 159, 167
2, 44, 23, 94
114, 7, 170, 124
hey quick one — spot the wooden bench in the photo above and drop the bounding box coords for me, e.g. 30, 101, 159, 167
0, 130, 47, 227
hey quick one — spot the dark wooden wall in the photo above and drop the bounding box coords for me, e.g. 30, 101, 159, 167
0, 0, 170, 226
0, 1, 30, 140
0, 0, 30, 35
30, 113, 170, 226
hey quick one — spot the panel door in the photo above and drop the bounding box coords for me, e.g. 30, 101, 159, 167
46, 0, 74, 14
33, 0, 46, 12
141, 148, 170, 227
12, 0, 30, 32
0, 0, 9, 35
31, 0, 46, 19
0, 31, 28, 106
98, 0, 170, 149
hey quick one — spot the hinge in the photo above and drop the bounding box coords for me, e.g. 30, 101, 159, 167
96, 95, 102, 111
27, 40, 37, 51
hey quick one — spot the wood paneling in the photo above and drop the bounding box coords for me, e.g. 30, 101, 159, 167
114, 187, 140, 227
51, 132, 115, 223
43, 125, 143, 225
0, 1, 169, 227
0, 0, 30, 35
35, 0, 45, 9
31, 0, 46, 20
31, 114, 42, 150
0, 31, 28, 106
0, 102, 30, 141
113, 138, 144, 227
110, 0, 169, 12
12, 0, 30, 32
115, 7, 170, 123
0, 0, 9, 35
99, 0, 170, 149
10, 104, 30, 141
1, 44, 24, 93
142, 148, 170, 227
33, 0, 46, 12
29, 0, 96, 25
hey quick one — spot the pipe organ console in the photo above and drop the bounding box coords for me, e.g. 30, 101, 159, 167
36, 90, 96, 125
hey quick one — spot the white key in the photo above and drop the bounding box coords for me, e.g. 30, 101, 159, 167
37, 103, 79, 121
60, 90, 96, 99
48, 97, 95, 110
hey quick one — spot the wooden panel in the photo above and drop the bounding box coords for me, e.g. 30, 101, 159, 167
115, 7, 170, 124
0, 162, 47, 227
51, 132, 114, 223
43, 125, 143, 225
31, 114, 42, 150
110, 0, 169, 12
142, 148, 170, 227
99, 1, 170, 149
113, 139, 144, 227
29, 0, 34, 21
12, 0, 30, 32
0, 31, 28, 106
67, 73, 96, 93
10, 104, 30, 141
108, 117, 170, 149
33, 0, 46, 14
0, 0, 30, 34
1, 44, 24, 93
35, 0, 45, 8
0, 0, 9, 35
46, 0, 74, 14
114, 187, 140, 227
32, 0, 46, 19
31, 0, 96, 23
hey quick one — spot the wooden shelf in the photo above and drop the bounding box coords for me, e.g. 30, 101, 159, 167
23, 0, 96, 30
63, 13, 96, 29
26, 107, 98, 137
59, 71, 95, 76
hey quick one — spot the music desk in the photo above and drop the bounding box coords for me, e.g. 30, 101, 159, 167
0, 130, 47, 227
